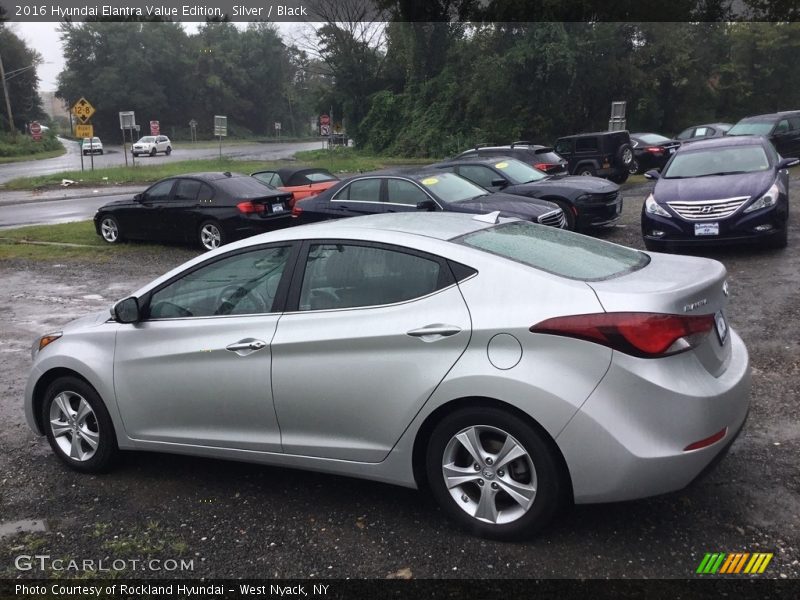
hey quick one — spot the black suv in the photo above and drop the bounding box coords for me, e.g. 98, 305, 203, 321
454, 142, 568, 175
553, 131, 635, 183
727, 111, 800, 158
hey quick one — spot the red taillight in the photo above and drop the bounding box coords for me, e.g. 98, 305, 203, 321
237, 200, 266, 214
684, 428, 727, 451
530, 312, 715, 358
534, 162, 552, 172
645, 146, 664, 154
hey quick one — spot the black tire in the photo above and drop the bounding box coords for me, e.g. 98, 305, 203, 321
82, 151, 88, 156
628, 158, 640, 175
98, 214, 123, 244
616, 143, 634, 169
132, 153, 139, 157
610, 172, 629, 184
766, 226, 788, 250
150, 147, 157, 157
548, 198, 576, 231
41, 376, 118, 473
425, 407, 563, 541
198, 220, 226, 251
99, 150, 104, 155
576, 165, 596, 177
165, 146, 172, 156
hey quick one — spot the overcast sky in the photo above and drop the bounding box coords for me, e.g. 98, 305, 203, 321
9, 22, 308, 92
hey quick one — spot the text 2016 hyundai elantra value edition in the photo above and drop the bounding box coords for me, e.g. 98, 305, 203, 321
25, 212, 750, 540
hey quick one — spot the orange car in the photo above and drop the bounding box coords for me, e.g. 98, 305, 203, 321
251, 167, 339, 207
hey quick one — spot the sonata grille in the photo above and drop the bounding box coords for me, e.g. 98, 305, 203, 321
538, 209, 567, 228
666, 196, 749, 221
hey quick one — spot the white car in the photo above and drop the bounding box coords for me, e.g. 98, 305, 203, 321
132, 135, 172, 157
82, 137, 103, 155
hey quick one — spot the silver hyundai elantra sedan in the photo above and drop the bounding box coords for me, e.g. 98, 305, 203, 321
25, 212, 750, 539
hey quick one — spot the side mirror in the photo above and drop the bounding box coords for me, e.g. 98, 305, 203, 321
644, 170, 661, 180
134, 193, 144, 202
777, 157, 799, 169
416, 199, 437, 211
111, 297, 141, 324
490, 178, 509, 189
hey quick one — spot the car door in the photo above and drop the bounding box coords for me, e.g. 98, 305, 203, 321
384, 177, 433, 212
160, 178, 202, 241
113, 244, 296, 451
328, 177, 384, 216
271, 241, 471, 462
122, 178, 175, 240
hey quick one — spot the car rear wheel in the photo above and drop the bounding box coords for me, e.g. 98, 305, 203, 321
199, 221, 225, 251
99, 215, 122, 244
425, 407, 562, 540
577, 165, 596, 177
617, 143, 634, 169
42, 376, 118, 473
165, 146, 172, 156
628, 159, 640, 175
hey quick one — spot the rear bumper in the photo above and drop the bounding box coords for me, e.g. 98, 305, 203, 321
557, 329, 751, 504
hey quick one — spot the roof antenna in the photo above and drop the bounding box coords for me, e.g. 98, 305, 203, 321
473, 211, 501, 224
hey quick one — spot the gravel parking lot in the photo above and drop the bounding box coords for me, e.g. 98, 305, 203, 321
1, 174, 798, 580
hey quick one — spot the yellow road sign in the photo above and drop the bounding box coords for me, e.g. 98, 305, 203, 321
75, 124, 94, 138
72, 98, 96, 123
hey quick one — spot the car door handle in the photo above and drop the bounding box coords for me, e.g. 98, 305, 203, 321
406, 325, 462, 341
225, 338, 267, 356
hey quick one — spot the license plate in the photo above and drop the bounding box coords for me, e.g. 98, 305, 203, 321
694, 222, 719, 236
714, 310, 728, 345
668, 148, 675, 154
272, 202, 286, 212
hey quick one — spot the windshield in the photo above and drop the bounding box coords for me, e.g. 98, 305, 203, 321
138, 136, 156, 143
727, 121, 773, 136
636, 134, 671, 144
663, 146, 770, 178
418, 173, 489, 203
493, 159, 547, 183
456, 221, 648, 281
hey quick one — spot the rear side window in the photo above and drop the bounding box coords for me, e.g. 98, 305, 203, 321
575, 138, 599, 152
456, 221, 648, 281
174, 179, 201, 201
554, 140, 572, 154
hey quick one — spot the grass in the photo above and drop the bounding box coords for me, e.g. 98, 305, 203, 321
0, 220, 175, 262
0, 147, 66, 164
2, 148, 433, 191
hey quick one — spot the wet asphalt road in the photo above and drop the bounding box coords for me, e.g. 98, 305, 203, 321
0, 174, 798, 581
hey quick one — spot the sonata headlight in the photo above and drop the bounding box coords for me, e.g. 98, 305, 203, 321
645, 193, 671, 218
744, 182, 780, 213
31, 332, 62, 359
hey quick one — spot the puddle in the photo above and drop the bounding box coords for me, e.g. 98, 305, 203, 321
0, 519, 47, 539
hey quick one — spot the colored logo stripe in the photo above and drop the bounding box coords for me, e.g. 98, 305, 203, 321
697, 552, 773, 574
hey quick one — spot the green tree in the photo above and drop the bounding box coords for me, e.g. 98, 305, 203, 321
0, 25, 45, 132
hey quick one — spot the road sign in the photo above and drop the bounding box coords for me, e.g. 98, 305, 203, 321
214, 115, 227, 137
320, 124, 331, 136
30, 121, 42, 141
119, 111, 136, 129
319, 114, 330, 126
150, 120, 160, 136
274, 122, 281, 131
72, 98, 95, 124
189, 119, 197, 128
74, 124, 93, 138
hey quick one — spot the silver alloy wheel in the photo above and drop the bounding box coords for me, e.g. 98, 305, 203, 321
441, 425, 537, 525
49, 391, 100, 462
200, 223, 222, 250
100, 217, 119, 243
623, 147, 633, 165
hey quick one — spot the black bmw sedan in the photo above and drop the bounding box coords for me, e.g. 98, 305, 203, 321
430, 157, 620, 231
94, 172, 293, 251
292, 169, 566, 228
629, 133, 681, 175
641, 136, 798, 250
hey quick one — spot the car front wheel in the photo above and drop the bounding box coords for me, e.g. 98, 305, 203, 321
42, 376, 118, 472
199, 220, 225, 251
425, 407, 563, 540
98, 215, 122, 244
150, 148, 157, 157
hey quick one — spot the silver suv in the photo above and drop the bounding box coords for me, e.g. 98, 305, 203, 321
132, 135, 172, 157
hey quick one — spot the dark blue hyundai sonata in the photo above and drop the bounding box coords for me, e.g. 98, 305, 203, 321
641, 136, 798, 250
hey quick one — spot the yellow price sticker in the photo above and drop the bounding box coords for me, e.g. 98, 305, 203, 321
421, 177, 439, 186
495, 162, 509, 169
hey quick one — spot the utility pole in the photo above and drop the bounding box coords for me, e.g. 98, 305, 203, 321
0, 51, 16, 134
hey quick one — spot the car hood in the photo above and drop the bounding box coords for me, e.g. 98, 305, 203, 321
654, 170, 773, 202
62, 309, 113, 334
508, 176, 618, 198
448, 193, 558, 218
98, 198, 137, 210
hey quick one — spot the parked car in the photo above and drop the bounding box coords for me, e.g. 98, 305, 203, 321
675, 123, 732, 142
94, 172, 293, 251
82, 137, 103, 155
727, 111, 800, 158
25, 211, 750, 540
251, 167, 339, 206
641, 136, 797, 250
553, 131, 634, 183
430, 156, 621, 231
454, 142, 568, 175
292, 170, 566, 229
132, 135, 172, 157
629, 133, 681, 174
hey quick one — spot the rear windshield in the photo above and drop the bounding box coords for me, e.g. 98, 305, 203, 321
456, 221, 648, 281
216, 176, 283, 198
728, 120, 773, 136
636, 134, 671, 144
532, 150, 564, 163
492, 159, 547, 183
